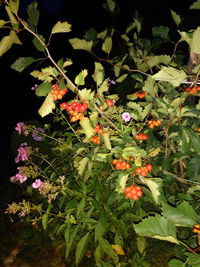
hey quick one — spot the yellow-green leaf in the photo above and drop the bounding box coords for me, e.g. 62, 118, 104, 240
38, 94, 55, 117
102, 36, 112, 54
69, 38, 93, 52
51, 21, 72, 34
9, 0, 20, 14
191, 27, 200, 54
92, 62, 104, 86
78, 88, 94, 101
75, 69, 88, 85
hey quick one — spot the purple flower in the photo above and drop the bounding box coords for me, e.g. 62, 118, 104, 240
108, 79, 116, 85
32, 179, 42, 189
122, 112, 131, 122
32, 127, 44, 141
15, 122, 28, 135
31, 84, 38, 90
15, 143, 29, 163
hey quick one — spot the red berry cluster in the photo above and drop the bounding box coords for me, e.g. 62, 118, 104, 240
135, 133, 149, 140
60, 101, 88, 122
90, 136, 101, 144
50, 84, 68, 101
106, 99, 115, 106
184, 85, 200, 95
136, 91, 148, 98
112, 159, 131, 170
148, 120, 161, 128
135, 164, 153, 176
94, 124, 105, 134
124, 186, 143, 200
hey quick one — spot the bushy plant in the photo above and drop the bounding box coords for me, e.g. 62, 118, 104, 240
2, 0, 200, 265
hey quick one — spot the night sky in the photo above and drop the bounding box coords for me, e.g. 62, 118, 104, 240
0, 0, 198, 203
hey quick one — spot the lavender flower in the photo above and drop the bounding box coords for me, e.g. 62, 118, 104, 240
108, 79, 116, 85
15, 143, 29, 163
31, 84, 38, 91
32, 179, 42, 189
122, 112, 131, 122
32, 127, 44, 141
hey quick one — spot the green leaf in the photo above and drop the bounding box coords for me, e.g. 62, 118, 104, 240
65, 224, 80, 259
162, 201, 198, 227
38, 93, 56, 117
75, 232, 90, 266
185, 252, 200, 266
78, 88, 94, 101
102, 36, 112, 54
31, 67, 58, 82
152, 26, 170, 40
32, 35, 46, 51
0, 33, 13, 57
190, 0, 200, 9
9, 0, 19, 14
146, 55, 171, 69
51, 21, 72, 34
191, 27, 200, 54
92, 62, 104, 86
27, 1, 39, 30
77, 157, 89, 177
171, 10, 181, 27
106, 0, 115, 12
152, 66, 187, 87
79, 118, 94, 139
187, 157, 200, 180
168, 258, 186, 267
184, 127, 200, 154
75, 69, 88, 85
69, 38, 93, 52
143, 75, 157, 97
134, 214, 179, 244
145, 178, 164, 204
11, 57, 35, 72
115, 174, 129, 193
42, 213, 48, 230
99, 238, 119, 264
0, 20, 6, 28
35, 82, 51, 96
97, 79, 109, 95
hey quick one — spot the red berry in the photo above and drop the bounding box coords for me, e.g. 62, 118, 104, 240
60, 102, 68, 109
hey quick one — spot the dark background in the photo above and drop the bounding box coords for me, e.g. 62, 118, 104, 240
0, 0, 198, 206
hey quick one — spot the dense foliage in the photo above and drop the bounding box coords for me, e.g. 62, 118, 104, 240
2, 0, 200, 266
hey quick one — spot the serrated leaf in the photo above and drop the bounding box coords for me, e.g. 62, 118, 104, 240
115, 174, 129, 193
63, 59, 73, 67
69, 38, 93, 52
27, 1, 39, 30
191, 27, 200, 54
31, 67, 58, 82
116, 73, 128, 83
162, 201, 198, 227
77, 157, 89, 177
185, 252, 200, 266
35, 82, 51, 96
171, 10, 181, 27
32, 34, 46, 51
0, 34, 13, 57
11, 57, 35, 72
9, 0, 19, 14
75, 232, 90, 266
0, 20, 6, 28
190, 0, 200, 9
107, 0, 115, 12
134, 214, 179, 244
99, 238, 119, 264
51, 21, 72, 34
152, 26, 170, 40
98, 79, 109, 95
147, 55, 171, 69
127, 102, 143, 121
38, 93, 55, 117
141, 103, 152, 120
78, 88, 94, 101
75, 69, 88, 85
92, 62, 104, 86
152, 66, 187, 87
143, 75, 157, 97
102, 36, 112, 54
185, 127, 200, 154
145, 178, 164, 204
79, 117, 94, 138
168, 258, 186, 267
187, 157, 200, 180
